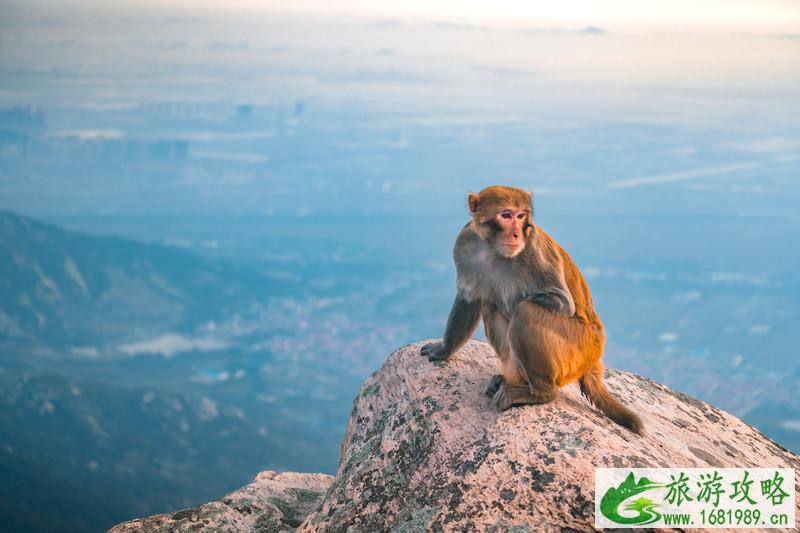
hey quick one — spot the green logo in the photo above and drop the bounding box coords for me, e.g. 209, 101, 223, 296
600, 473, 665, 525
597, 468, 795, 528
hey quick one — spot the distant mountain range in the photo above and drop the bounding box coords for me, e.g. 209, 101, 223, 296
0, 212, 342, 532
0, 210, 286, 353
0, 372, 264, 532
1, 210, 798, 531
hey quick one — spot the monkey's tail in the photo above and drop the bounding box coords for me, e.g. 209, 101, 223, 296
579, 364, 645, 435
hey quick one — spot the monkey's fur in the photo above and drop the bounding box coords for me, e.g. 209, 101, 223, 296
421, 185, 644, 435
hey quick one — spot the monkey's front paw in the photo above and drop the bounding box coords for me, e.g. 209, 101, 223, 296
420, 342, 450, 362
529, 291, 575, 318
485, 374, 504, 397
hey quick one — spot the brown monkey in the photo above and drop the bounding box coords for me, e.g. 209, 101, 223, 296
420, 185, 644, 435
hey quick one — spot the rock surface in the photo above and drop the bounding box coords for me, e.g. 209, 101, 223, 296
112, 339, 799, 532
300, 340, 799, 532
109, 471, 332, 532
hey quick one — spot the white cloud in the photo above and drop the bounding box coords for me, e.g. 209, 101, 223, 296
118, 334, 228, 357
781, 420, 800, 432
48, 129, 124, 141
607, 161, 761, 189
711, 272, 769, 286
659, 332, 678, 342
191, 150, 269, 163
723, 137, 800, 154
671, 290, 701, 303
748, 325, 771, 335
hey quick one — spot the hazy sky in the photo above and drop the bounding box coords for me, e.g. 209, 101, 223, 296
140, 0, 800, 32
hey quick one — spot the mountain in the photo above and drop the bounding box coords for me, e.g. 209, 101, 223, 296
0, 210, 285, 353
112, 340, 800, 531
0, 211, 346, 532
0, 373, 268, 533
3, 211, 799, 530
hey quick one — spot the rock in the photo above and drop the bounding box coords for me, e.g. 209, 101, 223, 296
299, 340, 800, 532
109, 471, 332, 532
111, 339, 799, 532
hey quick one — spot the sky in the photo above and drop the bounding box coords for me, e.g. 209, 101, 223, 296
135, 0, 800, 32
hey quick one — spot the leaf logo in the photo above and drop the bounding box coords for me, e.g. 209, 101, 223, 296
600, 472, 664, 525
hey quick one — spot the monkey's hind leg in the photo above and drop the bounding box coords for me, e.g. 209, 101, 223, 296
491, 340, 557, 411
491, 375, 557, 411
485, 374, 504, 397
482, 303, 524, 398
491, 301, 560, 411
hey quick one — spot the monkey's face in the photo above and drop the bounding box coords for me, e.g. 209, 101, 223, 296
492, 208, 529, 258
468, 185, 533, 259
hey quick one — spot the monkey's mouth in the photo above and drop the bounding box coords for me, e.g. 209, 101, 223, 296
498, 242, 523, 256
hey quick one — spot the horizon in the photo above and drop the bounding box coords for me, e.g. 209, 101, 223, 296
114, 0, 800, 33
5, 0, 800, 33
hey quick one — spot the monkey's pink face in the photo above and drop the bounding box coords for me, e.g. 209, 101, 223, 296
494, 208, 528, 258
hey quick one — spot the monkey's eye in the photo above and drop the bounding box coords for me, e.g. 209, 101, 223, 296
516, 213, 525, 220
500, 211, 513, 220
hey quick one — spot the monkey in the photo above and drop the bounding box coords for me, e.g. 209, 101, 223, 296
420, 185, 644, 435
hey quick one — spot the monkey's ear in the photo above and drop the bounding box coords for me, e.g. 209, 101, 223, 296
467, 192, 480, 214
527, 190, 535, 214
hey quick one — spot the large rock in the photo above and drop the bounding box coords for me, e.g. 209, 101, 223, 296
111, 339, 799, 532
299, 340, 799, 532
109, 471, 332, 532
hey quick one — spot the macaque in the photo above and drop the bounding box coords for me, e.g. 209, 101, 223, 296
421, 185, 644, 435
